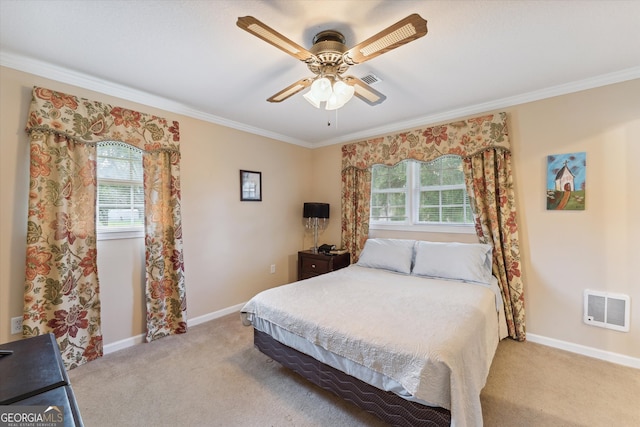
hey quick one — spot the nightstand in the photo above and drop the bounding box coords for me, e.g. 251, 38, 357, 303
298, 250, 350, 281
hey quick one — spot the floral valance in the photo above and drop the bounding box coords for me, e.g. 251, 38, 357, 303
26, 87, 180, 151
341, 112, 510, 170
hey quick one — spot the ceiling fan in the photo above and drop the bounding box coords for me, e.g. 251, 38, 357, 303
237, 14, 428, 110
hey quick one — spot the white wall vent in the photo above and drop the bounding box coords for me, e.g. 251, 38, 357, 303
360, 73, 382, 85
583, 290, 630, 332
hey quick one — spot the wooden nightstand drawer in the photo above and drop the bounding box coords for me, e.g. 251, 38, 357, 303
298, 250, 351, 281
300, 257, 331, 277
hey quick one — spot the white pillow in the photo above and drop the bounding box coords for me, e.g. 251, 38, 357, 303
356, 238, 416, 274
411, 241, 493, 284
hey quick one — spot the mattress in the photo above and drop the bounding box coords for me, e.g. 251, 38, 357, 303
254, 328, 451, 426
241, 265, 506, 426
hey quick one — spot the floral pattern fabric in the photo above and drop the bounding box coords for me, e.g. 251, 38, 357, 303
340, 167, 371, 262
340, 112, 525, 340
24, 131, 102, 369
143, 150, 187, 342
24, 87, 186, 368
341, 113, 510, 170
464, 150, 526, 340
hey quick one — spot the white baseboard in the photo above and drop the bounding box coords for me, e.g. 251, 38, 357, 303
186, 302, 245, 327
527, 333, 640, 369
103, 333, 146, 355
103, 302, 246, 355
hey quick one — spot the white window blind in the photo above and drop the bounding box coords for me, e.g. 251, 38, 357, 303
415, 156, 473, 224
97, 142, 144, 238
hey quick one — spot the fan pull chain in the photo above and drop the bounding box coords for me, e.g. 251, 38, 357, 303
327, 109, 339, 129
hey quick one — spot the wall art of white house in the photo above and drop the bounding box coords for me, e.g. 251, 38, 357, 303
546, 152, 586, 210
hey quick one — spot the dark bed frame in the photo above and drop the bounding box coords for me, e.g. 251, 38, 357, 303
254, 329, 451, 427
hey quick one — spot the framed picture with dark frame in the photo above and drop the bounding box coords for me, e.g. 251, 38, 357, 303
240, 170, 262, 201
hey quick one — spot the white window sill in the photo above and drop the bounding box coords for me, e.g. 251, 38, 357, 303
97, 229, 144, 241
370, 223, 476, 234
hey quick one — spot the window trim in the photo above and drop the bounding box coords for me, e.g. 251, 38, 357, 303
97, 228, 144, 241
370, 222, 476, 234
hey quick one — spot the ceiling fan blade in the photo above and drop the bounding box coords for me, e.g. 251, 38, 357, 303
267, 78, 313, 103
344, 76, 387, 106
343, 14, 428, 65
237, 16, 316, 62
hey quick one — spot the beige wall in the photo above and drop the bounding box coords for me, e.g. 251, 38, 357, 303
1, 65, 639, 361
511, 81, 639, 358
0, 66, 313, 345
313, 79, 640, 360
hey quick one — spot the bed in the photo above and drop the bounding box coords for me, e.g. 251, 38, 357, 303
241, 239, 508, 426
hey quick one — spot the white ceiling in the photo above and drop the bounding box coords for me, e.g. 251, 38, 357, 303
1, 0, 639, 147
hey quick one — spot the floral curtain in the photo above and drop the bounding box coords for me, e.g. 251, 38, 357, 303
340, 112, 525, 340
341, 167, 371, 260
24, 87, 186, 368
24, 130, 102, 369
143, 149, 187, 342
463, 150, 525, 339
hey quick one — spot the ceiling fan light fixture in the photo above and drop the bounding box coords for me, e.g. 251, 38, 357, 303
326, 87, 353, 111
303, 91, 322, 108
325, 93, 342, 111
332, 80, 355, 104
310, 77, 332, 102
237, 14, 428, 108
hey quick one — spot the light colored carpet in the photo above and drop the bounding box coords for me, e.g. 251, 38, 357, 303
68, 313, 640, 426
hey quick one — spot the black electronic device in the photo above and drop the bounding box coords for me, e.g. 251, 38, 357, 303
318, 244, 335, 254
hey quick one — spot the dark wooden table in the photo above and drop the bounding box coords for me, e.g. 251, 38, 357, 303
0, 333, 84, 426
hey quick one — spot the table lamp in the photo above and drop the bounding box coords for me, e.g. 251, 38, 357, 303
303, 202, 329, 253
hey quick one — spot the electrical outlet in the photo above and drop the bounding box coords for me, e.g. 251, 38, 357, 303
10, 316, 22, 335
270, 264, 276, 274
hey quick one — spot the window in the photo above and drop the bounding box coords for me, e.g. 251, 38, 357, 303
370, 161, 408, 222
370, 156, 474, 233
96, 142, 144, 239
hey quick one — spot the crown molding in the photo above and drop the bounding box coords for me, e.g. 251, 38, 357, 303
0, 51, 312, 148
3, 51, 637, 150
314, 66, 640, 147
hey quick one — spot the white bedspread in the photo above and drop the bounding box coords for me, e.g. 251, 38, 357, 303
241, 265, 501, 427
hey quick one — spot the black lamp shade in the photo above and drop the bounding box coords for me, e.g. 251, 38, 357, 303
303, 202, 329, 219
